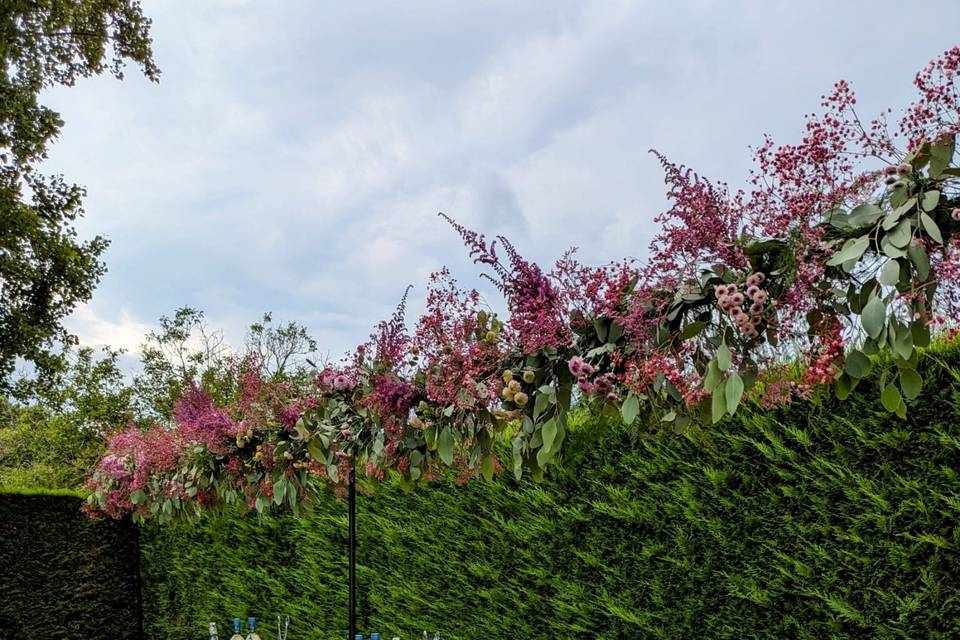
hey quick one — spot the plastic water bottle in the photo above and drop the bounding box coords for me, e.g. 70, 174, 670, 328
208, 622, 219, 640
245, 617, 261, 640
229, 619, 244, 640
371, 634, 381, 640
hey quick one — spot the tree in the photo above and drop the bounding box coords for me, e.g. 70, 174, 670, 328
0, 0, 159, 387
245, 312, 318, 379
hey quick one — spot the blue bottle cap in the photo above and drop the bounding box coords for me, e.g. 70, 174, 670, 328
355, 635, 364, 640
233, 619, 241, 633
247, 617, 256, 631
371, 633, 381, 640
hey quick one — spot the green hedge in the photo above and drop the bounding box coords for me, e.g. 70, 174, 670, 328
140, 344, 960, 639
0, 490, 142, 640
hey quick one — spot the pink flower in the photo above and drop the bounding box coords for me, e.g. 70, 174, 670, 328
568, 356, 586, 377
333, 373, 355, 390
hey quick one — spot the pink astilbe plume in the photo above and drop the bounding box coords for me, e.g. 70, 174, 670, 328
643, 151, 748, 288
366, 285, 414, 373
440, 213, 570, 352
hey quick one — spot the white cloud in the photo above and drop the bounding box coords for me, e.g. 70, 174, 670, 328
33, 0, 960, 359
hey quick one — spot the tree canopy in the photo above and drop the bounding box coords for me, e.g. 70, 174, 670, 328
0, 0, 158, 387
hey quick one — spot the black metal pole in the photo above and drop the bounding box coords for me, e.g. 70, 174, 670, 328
348, 463, 357, 640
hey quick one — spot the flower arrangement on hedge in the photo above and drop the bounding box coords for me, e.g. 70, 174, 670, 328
86, 48, 960, 522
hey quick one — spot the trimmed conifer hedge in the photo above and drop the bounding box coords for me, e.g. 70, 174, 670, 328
0, 489, 142, 640
140, 344, 960, 639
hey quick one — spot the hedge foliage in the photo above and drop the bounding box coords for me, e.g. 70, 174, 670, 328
136, 343, 960, 639
0, 490, 142, 640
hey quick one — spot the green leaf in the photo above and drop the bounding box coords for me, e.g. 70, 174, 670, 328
593, 317, 608, 342
621, 393, 640, 425
879, 259, 901, 286
881, 383, 902, 413
907, 243, 930, 280
307, 439, 326, 462
481, 454, 496, 482
711, 379, 727, 424
929, 136, 954, 178
680, 321, 707, 340
536, 442, 553, 468
880, 236, 907, 259
438, 427, 454, 466
884, 196, 917, 229
835, 373, 859, 400
847, 203, 884, 228
541, 419, 558, 454
896, 399, 908, 419
725, 371, 744, 415
704, 358, 722, 391
533, 390, 551, 419
827, 235, 869, 266
511, 437, 523, 481
893, 323, 914, 361
861, 297, 885, 339
273, 478, 286, 506
607, 322, 624, 344
900, 368, 923, 400
911, 321, 931, 348
717, 343, 732, 372
920, 212, 943, 244
921, 190, 941, 212
886, 219, 912, 248
844, 350, 871, 378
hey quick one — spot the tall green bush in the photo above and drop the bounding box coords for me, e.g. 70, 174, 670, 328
139, 344, 960, 639
0, 490, 141, 640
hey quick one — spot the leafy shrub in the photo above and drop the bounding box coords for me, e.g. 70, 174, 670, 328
139, 344, 960, 639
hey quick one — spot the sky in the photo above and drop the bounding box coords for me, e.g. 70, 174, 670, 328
40, 0, 960, 364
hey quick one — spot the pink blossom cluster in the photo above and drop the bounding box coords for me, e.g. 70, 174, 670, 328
173, 387, 237, 454
413, 268, 503, 411
568, 356, 616, 400
715, 272, 769, 340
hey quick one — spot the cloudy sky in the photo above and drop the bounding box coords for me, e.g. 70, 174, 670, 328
41, 0, 960, 362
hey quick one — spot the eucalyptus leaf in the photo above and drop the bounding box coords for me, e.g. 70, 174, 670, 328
847, 203, 884, 228
835, 373, 859, 400
929, 136, 954, 178
681, 321, 707, 340
881, 383, 902, 413
880, 236, 907, 259
704, 358, 722, 391
907, 243, 930, 280
438, 426, 454, 466
920, 212, 943, 244
711, 379, 727, 424
921, 189, 941, 212
827, 236, 869, 266
879, 259, 901, 286
844, 350, 871, 378
861, 297, 886, 339
899, 368, 922, 400
725, 371, 744, 415
541, 418, 558, 453
717, 343, 732, 372
886, 219, 912, 248
621, 392, 640, 425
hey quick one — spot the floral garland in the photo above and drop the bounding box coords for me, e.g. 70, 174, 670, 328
87, 48, 960, 522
